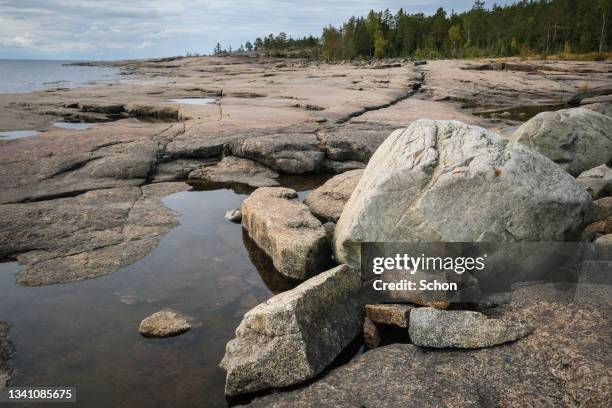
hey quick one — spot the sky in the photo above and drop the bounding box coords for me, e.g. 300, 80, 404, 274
0, 1, 514, 60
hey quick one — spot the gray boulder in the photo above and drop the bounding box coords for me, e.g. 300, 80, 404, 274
576, 165, 612, 199
220, 264, 362, 396
241, 187, 332, 279
513, 107, 612, 176
409, 307, 532, 348
334, 120, 592, 267
304, 169, 363, 222
188, 156, 279, 188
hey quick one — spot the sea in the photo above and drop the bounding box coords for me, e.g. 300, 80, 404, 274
0, 59, 121, 94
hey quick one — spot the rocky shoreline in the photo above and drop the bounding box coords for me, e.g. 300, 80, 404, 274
0, 55, 611, 404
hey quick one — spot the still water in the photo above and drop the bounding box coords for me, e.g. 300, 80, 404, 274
0, 179, 328, 407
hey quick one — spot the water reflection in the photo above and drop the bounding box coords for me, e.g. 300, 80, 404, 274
0, 130, 39, 140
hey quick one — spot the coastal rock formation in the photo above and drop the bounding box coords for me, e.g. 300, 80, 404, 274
0, 322, 12, 394
409, 307, 532, 348
241, 187, 332, 280
334, 120, 592, 266
139, 309, 192, 338
245, 284, 611, 407
230, 131, 325, 174
513, 108, 612, 176
188, 156, 279, 188
576, 165, 612, 199
220, 264, 362, 396
365, 304, 413, 328
304, 169, 363, 222
321, 122, 397, 163
1, 182, 190, 286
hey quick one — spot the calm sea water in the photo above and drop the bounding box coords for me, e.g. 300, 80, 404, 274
0, 60, 121, 94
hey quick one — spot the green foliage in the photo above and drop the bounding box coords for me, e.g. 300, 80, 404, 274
238, 0, 611, 60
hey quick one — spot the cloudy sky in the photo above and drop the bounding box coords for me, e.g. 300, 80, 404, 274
0, 1, 513, 60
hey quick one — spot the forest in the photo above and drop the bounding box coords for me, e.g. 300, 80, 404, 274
216, 0, 611, 60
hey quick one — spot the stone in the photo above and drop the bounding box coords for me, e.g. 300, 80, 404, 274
139, 309, 192, 338
595, 234, 612, 245
320, 159, 365, 174
241, 187, 332, 280
363, 317, 380, 349
321, 122, 396, 163
188, 156, 279, 188
409, 307, 532, 349
220, 264, 362, 396
1, 182, 190, 286
593, 197, 612, 221
225, 208, 242, 223
365, 304, 413, 328
334, 120, 593, 267
230, 132, 325, 174
304, 169, 363, 223
246, 284, 610, 407
576, 165, 612, 199
513, 107, 612, 176
583, 102, 612, 117
581, 218, 612, 241
0, 322, 12, 394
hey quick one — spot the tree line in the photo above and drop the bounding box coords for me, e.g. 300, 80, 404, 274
215, 0, 610, 60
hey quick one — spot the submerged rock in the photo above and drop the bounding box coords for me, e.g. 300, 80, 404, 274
409, 307, 532, 349
0, 322, 12, 393
188, 156, 279, 188
220, 264, 362, 396
241, 187, 332, 280
225, 208, 242, 223
334, 120, 592, 267
139, 309, 192, 338
304, 169, 362, 222
513, 107, 612, 176
576, 165, 612, 199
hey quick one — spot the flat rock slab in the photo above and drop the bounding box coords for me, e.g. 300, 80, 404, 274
365, 304, 413, 328
139, 309, 192, 338
304, 169, 362, 222
189, 156, 279, 188
0, 322, 12, 394
1, 182, 190, 286
577, 165, 612, 199
220, 264, 362, 396
409, 307, 532, 349
514, 107, 612, 176
241, 187, 332, 280
246, 285, 610, 407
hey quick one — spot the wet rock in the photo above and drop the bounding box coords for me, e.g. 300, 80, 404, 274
365, 304, 413, 328
241, 187, 332, 280
153, 158, 216, 182
230, 132, 325, 174
363, 317, 381, 349
334, 120, 592, 267
246, 285, 610, 408
514, 107, 612, 176
409, 307, 532, 349
0, 322, 12, 393
220, 264, 362, 396
576, 165, 612, 199
188, 156, 279, 188
139, 309, 192, 338
1, 182, 190, 286
304, 169, 362, 223
225, 208, 242, 223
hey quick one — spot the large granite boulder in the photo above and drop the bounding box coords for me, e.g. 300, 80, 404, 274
304, 169, 363, 222
576, 165, 612, 199
513, 107, 612, 176
334, 120, 592, 266
409, 307, 532, 348
241, 187, 332, 279
220, 264, 362, 396
245, 284, 611, 407
188, 156, 279, 188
